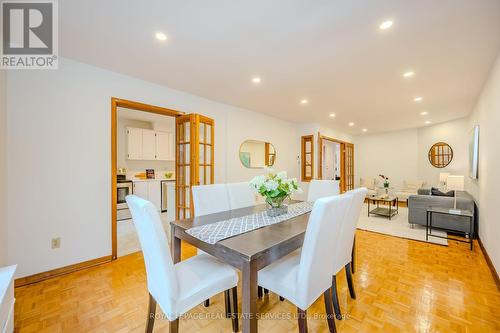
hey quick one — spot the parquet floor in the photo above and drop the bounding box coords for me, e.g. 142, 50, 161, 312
14, 231, 500, 333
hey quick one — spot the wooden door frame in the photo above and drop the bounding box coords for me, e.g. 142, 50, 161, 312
111, 97, 184, 260
317, 132, 353, 192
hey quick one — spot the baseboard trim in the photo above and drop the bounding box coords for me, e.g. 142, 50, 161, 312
14, 255, 113, 288
477, 237, 500, 292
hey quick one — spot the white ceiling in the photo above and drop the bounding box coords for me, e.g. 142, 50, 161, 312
60, 0, 500, 134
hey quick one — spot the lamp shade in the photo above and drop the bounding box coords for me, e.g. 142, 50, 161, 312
446, 175, 464, 192
439, 172, 450, 183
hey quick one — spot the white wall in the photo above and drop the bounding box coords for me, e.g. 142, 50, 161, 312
0, 70, 7, 266
6, 57, 309, 277
467, 53, 500, 273
353, 117, 470, 189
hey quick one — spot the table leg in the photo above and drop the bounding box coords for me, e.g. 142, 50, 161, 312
470, 217, 474, 251
171, 226, 181, 264
426, 212, 429, 241
242, 260, 258, 333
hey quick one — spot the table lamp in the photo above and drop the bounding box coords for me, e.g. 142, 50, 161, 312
446, 175, 464, 213
439, 172, 450, 188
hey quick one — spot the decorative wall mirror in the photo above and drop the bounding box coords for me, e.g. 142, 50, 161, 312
239, 140, 276, 168
428, 142, 453, 168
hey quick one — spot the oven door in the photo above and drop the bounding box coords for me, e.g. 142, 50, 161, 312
117, 182, 133, 209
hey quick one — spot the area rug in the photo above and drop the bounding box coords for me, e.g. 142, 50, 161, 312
356, 204, 448, 245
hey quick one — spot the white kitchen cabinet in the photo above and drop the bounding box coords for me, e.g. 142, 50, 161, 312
132, 180, 162, 211
142, 129, 156, 160
156, 132, 170, 160
127, 127, 142, 160
127, 127, 174, 161
148, 181, 162, 211
132, 181, 148, 200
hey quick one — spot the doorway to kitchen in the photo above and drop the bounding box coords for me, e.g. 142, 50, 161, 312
317, 133, 354, 192
110, 98, 215, 260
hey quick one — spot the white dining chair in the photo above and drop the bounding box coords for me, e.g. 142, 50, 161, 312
226, 182, 256, 209
126, 195, 239, 333
258, 193, 353, 333
307, 179, 340, 202
192, 184, 231, 216
191, 184, 234, 310
330, 187, 367, 320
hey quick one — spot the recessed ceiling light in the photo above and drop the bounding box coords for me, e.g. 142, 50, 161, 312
414, 97, 423, 102
379, 20, 393, 30
425, 120, 431, 125
252, 77, 261, 84
420, 111, 429, 116
403, 71, 415, 78
348, 122, 355, 127
329, 113, 336, 118
155, 32, 167, 41
300, 99, 309, 105
362, 128, 368, 132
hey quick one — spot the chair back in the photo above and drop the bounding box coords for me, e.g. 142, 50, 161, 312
126, 195, 178, 319
296, 193, 352, 309
333, 188, 367, 273
307, 179, 340, 202
192, 184, 230, 216
227, 182, 256, 209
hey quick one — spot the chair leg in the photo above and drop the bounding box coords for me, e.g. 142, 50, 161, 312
230, 287, 239, 333
146, 293, 157, 333
351, 237, 356, 274
331, 275, 342, 320
224, 290, 231, 318
323, 288, 337, 333
264, 288, 269, 295
297, 308, 308, 333
345, 263, 356, 299
204, 299, 210, 307
169, 319, 179, 333
258, 286, 263, 299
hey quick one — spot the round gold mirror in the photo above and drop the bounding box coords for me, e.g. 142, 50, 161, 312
428, 142, 453, 168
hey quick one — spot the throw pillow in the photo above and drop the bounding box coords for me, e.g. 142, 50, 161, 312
431, 187, 454, 197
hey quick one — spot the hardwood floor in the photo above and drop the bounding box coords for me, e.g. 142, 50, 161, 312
14, 231, 500, 332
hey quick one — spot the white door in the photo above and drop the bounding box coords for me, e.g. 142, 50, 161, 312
127, 127, 142, 160
133, 182, 148, 199
148, 181, 162, 211
142, 130, 156, 160
156, 131, 170, 160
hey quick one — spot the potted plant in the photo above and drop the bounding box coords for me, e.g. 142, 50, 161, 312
379, 174, 390, 188
250, 170, 301, 216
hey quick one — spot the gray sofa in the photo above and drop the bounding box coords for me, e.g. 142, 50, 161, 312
408, 189, 475, 234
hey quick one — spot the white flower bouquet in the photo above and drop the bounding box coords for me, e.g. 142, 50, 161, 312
250, 170, 301, 216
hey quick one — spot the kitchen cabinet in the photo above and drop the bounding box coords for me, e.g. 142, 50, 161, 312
0, 265, 16, 333
132, 180, 161, 211
127, 127, 174, 161
142, 129, 156, 160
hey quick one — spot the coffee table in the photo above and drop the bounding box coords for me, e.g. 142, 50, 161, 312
367, 196, 399, 220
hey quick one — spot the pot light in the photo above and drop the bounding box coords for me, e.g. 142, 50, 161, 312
425, 120, 431, 125
348, 122, 355, 127
300, 99, 309, 105
403, 71, 415, 78
362, 128, 368, 132
379, 20, 393, 30
252, 77, 261, 84
329, 113, 336, 118
155, 32, 168, 41
420, 111, 429, 116
414, 97, 423, 102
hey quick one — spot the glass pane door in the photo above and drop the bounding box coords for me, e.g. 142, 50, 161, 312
345, 143, 354, 191
175, 114, 215, 219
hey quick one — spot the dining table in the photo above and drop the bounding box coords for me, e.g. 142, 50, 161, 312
169, 201, 310, 333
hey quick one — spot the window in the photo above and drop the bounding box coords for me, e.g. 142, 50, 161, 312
301, 135, 314, 182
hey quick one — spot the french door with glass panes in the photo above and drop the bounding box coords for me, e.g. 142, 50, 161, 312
175, 114, 214, 219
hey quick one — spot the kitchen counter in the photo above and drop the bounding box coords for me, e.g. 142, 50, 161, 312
131, 178, 175, 183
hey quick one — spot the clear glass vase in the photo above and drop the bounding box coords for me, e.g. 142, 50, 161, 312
265, 196, 288, 217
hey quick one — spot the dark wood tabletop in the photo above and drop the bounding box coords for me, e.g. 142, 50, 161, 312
170, 200, 310, 333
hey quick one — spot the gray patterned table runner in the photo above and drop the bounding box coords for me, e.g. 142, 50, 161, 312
186, 201, 313, 244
